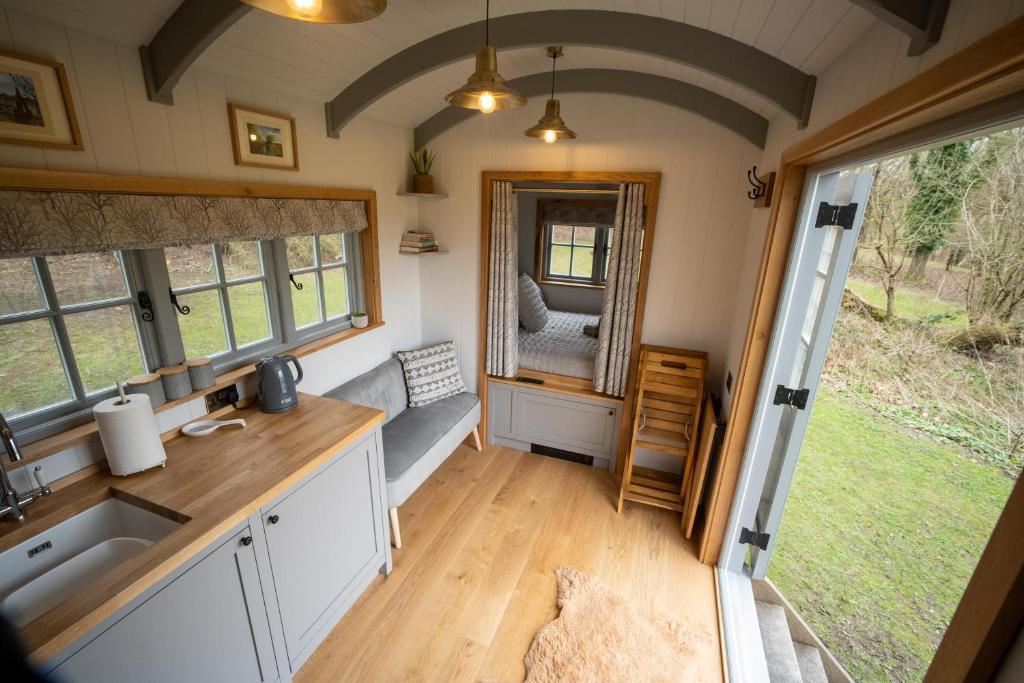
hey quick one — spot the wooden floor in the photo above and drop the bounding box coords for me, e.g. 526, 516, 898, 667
297, 444, 725, 682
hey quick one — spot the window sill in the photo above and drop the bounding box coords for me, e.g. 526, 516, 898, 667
537, 278, 606, 290
14, 320, 386, 470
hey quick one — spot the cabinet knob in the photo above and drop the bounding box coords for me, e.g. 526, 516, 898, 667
240, 536, 253, 546
608, 410, 614, 416
268, 514, 280, 525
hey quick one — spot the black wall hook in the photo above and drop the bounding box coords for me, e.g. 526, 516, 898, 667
747, 166, 768, 199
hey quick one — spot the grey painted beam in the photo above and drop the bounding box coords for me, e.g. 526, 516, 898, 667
849, 0, 950, 56
326, 10, 816, 136
414, 69, 770, 149
140, 0, 251, 105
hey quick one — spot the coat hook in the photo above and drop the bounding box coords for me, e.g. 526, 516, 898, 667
168, 287, 191, 315
747, 166, 776, 208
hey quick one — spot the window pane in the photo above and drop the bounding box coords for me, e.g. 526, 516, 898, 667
0, 319, 73, 418
64, 306, 145, 394
551, 225, 573, 244
287, 236, 316, 270
177, 289, 228, 358
320, 234, 345, 264
324, 267, 350, 319
166, 245, 216, 289
571, 247, 594, 278
290, 271, 321, 328
228, 282, 271, 348
573, 226, 596, 246
220, 241, 262, 281
0, 258, 43, 316
48, 252, 128, 306
549, 245, 572, 276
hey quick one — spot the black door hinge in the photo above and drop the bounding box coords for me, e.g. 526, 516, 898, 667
773, 384, 809, 410
739, 527, 771, 551
815, 201, 858, 230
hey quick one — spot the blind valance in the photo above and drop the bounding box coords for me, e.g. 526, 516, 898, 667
541, 202, 616, 227
0, 190, 369, 258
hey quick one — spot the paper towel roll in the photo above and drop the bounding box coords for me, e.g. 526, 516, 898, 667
93, 393, 167, 476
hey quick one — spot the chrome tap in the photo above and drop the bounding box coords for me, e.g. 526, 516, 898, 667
0, 412, 51, 522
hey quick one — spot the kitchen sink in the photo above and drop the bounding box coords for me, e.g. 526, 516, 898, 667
0, 498, 182, 627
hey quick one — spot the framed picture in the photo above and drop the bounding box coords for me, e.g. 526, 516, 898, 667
0, 49, 82, 150
228, 103, 299, 171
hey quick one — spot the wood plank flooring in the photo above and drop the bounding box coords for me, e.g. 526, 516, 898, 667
297, 444, 724, 682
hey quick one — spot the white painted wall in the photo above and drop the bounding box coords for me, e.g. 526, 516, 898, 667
719, 0, 1024, 417
417, 93, 762, 396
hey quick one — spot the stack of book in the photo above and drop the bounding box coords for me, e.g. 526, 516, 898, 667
400, 230, 438, 253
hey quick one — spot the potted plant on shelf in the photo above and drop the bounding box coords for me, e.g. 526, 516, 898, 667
409, 147, 436, 193
351, 310, 369, 328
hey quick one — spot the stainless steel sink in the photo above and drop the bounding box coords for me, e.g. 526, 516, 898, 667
0, 498, 182, 627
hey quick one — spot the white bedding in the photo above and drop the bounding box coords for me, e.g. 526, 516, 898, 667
518, 310, 600, 380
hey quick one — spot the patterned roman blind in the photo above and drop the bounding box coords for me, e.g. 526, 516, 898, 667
0, 191, 369, 258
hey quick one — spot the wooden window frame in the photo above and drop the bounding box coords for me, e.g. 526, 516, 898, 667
534, 198, 617, 289
697, 16, 1024, 682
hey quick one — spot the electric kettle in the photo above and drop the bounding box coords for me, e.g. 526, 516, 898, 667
255, 354, 303, 413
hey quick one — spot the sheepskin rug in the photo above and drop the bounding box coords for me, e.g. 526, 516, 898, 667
523, 567, 711, 683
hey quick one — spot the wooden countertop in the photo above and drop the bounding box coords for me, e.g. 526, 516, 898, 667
0, 393, 385, 664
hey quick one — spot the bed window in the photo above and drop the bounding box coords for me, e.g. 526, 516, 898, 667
539, 223, 613, 287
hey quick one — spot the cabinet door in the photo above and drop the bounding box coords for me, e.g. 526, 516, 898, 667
517, 390, 617, 456
263, 437, 381, 661
52, 529, 277, 683
489, 382, 515, 439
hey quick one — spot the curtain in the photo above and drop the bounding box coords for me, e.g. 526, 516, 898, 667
485, 180, 519, 377
0, 191, 368, 258
594, 183, 645, 397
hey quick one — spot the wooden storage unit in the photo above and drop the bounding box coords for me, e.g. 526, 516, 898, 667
617, 345, 707, 534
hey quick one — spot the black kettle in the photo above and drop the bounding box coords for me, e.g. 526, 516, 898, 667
255, 354, 303, 413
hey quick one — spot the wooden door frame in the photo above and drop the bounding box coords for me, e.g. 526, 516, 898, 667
477, 171, 661, 469
698, 15, 1024, 681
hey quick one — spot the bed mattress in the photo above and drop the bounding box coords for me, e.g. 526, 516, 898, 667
518, 310, 600, 380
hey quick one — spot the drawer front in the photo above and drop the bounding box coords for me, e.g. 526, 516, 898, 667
516, 391, 617, 456
488, 382, 516, 439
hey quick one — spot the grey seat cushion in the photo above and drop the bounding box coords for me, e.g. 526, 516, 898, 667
382, 391, 478, 482
323, 357, 408, 425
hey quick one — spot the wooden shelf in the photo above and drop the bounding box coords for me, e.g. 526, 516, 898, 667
399, 248, 449, 255
396, 191, 448, 199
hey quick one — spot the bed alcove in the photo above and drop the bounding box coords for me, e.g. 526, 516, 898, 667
478, 171, 661, 474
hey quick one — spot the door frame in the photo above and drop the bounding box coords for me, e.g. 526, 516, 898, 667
477, 170, 661, 471
701, 15, 1024, 682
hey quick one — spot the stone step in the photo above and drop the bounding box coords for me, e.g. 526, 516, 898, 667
795, 642, 829, 683
755, 600, 803, 682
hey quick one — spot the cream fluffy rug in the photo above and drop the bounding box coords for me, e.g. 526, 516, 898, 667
523, 567, 711, 683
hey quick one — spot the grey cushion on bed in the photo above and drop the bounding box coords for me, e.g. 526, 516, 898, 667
518, 273, 548, 332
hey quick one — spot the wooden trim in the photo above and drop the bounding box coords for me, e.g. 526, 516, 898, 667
489, 370, 624, 405
0, 48, 83, 151
924, 474, 1024, 682
226, 102, 299, 171
477, 170, 661, 467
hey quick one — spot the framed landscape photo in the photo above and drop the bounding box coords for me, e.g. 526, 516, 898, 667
228, 103, 298, 171
0, 49, 82, 150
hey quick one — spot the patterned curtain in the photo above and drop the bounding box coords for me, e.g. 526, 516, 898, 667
594, 183, 645, 397
0, 191, 369, 258
485, 180, 519, 377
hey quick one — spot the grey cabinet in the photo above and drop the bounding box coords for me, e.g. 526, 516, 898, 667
261, 433, 387, 672
51, 527, 277, 683
489, 381, 515, 439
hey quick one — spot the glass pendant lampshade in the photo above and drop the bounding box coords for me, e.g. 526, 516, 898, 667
240, 0, 386, 23
524, 47, 576, 143
444, 0, 526, 113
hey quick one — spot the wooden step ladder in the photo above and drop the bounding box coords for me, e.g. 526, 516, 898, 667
617, 344, 707, 528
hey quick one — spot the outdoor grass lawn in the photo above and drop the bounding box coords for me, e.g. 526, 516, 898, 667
845, 277, 967, 327
769, 391, 1014, 682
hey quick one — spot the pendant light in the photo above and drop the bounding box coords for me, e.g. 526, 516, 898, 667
239, 0, 386, 23
524, 46, 576, 143
444, 0, 526, 113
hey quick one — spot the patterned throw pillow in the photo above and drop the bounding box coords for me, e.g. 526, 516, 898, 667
396, 341, 466, 407
518, 272, 549, 332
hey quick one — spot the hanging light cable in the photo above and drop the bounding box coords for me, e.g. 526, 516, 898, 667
444, 0, 526, 113
524, 46, 576, 143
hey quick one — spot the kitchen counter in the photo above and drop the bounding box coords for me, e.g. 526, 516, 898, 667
0, 393, 385, 664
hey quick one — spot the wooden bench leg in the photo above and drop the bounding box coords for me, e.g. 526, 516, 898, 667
388, 507, 402, 549
471, 426, 482, 452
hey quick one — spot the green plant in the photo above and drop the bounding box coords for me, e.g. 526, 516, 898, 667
409, 147, 435, 175
352, 310, 366, 317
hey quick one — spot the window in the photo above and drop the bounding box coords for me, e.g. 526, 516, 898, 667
0, 251, 154, 424
283, 233, 360, 335
541, 223, 613, 287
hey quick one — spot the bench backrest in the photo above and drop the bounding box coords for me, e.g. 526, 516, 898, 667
324, 357, 408, 425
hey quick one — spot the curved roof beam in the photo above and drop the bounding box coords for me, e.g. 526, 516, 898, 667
414, 69, 769, 149
140, 0, 251, 105
327, 10, 816, 136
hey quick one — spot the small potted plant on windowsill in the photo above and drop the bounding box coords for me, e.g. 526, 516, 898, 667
409, 147, 436, 194
351, 311, 369, 329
